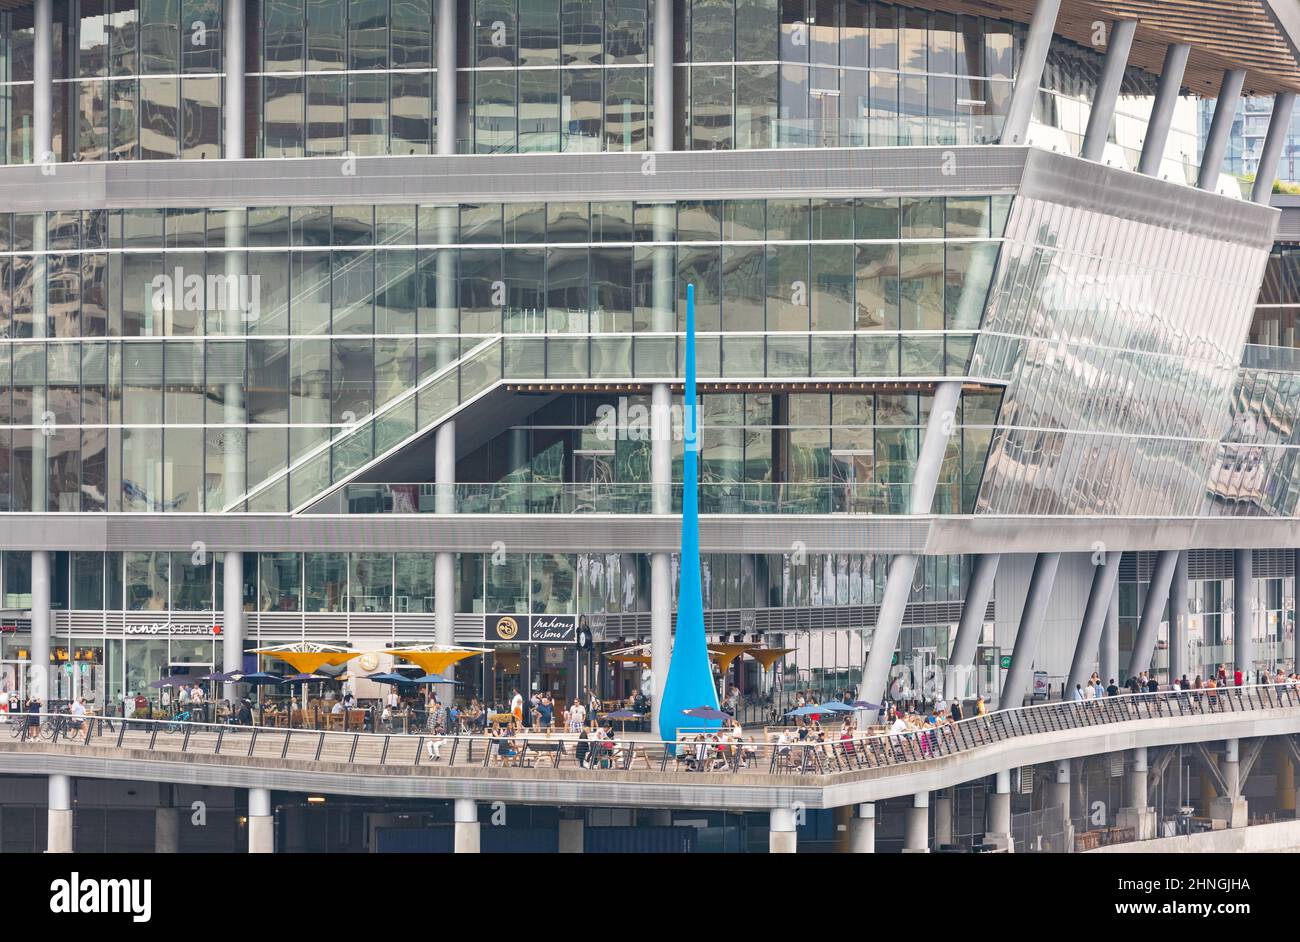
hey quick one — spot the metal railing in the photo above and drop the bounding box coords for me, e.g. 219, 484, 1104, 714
5, 684, 1298, 778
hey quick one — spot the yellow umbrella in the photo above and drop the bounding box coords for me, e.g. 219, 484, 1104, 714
388, 645, 486, 675
251, 643, 359, 675
707, 642, 757, 673
746, 647, 794, 671
604, 644, 653, 666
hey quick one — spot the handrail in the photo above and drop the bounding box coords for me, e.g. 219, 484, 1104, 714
6, 684, 1300, 778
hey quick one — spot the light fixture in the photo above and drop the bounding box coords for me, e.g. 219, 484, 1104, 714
307, 796, 327, 804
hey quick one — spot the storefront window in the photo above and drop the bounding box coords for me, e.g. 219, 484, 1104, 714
260, 552, 302, 611
486, 553, 528, 613
531, 553, 576, 613
349, 552, 393, 612
395, 553, 433, 613
2, 551, 31, 608
71, 551, 104, 609
125, 638, 169, 704
125, 551, 169, 610
305, 551, 347, 611
169, 551, 213, 611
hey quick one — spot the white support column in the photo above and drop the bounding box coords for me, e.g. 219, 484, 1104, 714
1000, 0, 1062, 145
847, 803, 875, 853
435, 409, 456, 673
454, 798, 480, 853
987, 770, 1013, 852
248, 787, 273, 853
1128, 549, 1178, 679
903, 792, 929, 853
558, 811, 585, 854
769, 807, 797, 854
47, 774, 72, 854
1197, 70, 1247, 191
648, 190, 674, 738
1234, 550, 1253, 680
1116, 746, 1157, 840
1211, 739, 1248, 829
33, 0, 53, 166
223, 0, 244, 159
946, 553, 1000, 700
933, 792, 954, 849
1067, 550, 1121, 691
222, 551, 244, 703
1079, 20, 1136, 162
436, 0, 457, 155
1137, 44, 1191, 177
999, 553, 1061, 709
1168, 552, 1189, 684
30, 551, 51, 706
1052, 761, 1075, 852
861, 382, 961, 706
1252, 92, 1298, 204
653, 0, 673, 154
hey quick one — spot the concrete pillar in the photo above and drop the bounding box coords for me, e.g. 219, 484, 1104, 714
558, 813, 585, 853
454, 798, 480, 853
223, 0, 244, 158
847, 803, 875, 853
1067, 550, 1121, 691
769, 807, 797, 854
436, 0, 456, 155
1252, 92, 1298, 204
986, 770, 1013, 852
1234, 550, 1253, 680
934, 792, 954, 849
862, 382, 961, 705
1101, 581, 1119, 687
435, 406, 456, 695
648, 180, 674, 738
999, 553, 1061, 709
1001, 0, 1062, 145
653, 0, 673, 154
248, 787, 273, 853
30, 551, 51, 705
1128, 549, 1178, 680
1137, 44, 1191, 177
47, 774, 72, 854
1197, 70, 1247, 191
33, 0, 53, 166
155, 807, 180, 854
649, 389, 672, 738
1052, 761, 1075, 852
1080, 20, 1136, 162
222, 551, 244, 703
946, 554, 1000, 700
1116, 746, 1157, 840
1211, 738, 1248, 828
903, 793, 929, 853
1169, 551, 1189, 684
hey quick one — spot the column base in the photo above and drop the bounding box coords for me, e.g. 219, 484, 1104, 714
454, 822, 480, 853
847, 816, 875, 853
903, 805, 929, 853
1115, 807, 1158, 842
248, 815, 274, 853
1210, 796, 1248, 830
983, 833, 1014, 853
47, 809, 73, 854
769, 830, 797, 853
155, 807, 180, 853
558, 817, 584, 853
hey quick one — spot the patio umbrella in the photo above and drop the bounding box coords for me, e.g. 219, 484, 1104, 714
785, 704, 822, 717
148, 678, 179, 689
815, 701, 856, 713
236, 672, 287, 685
682, 706, 731, 721
603, 708, 640, 733
408, 674, 464, 685
250, 643, 359, 674
364, 672, 414, 685
852, 701, 881, 711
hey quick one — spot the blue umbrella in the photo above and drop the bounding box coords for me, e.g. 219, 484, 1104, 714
852, 701, 881, 711
364, 672, 414, 685
284, 673, 332, 683
682, 706, 731, 721
815, 701, 856, 713
408, 674, 464, 685
236, 672, 287, 686
785, 704, 822, 717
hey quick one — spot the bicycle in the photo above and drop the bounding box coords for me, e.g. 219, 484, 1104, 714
163, 708, 193, 733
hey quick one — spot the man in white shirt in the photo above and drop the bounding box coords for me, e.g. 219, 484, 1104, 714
70, 698, 87, 732
331, 700, 345, 715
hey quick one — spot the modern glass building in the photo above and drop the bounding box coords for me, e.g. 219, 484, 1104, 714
2, 0, 1300, 733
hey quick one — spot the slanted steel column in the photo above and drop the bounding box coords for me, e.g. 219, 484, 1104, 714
1137, 44, 1191, 177
1168, 551, 1189, 683
1067, 551, 1121, 691
437, 0, 457, 155
1197, 70, 1247, 191
1101, 580, 1119, 685
223, 0, 244, 159
1252, 92, 1299, 204
1128, 550, 1178, 679
1000, 0, 1062, 145
946, 553, 1000, 700
1234, 549, 1254, 678
1080, 20, 1136, 162
999, 553, 1061, 709
861, 382, 962, 706
33, 0, 53, 165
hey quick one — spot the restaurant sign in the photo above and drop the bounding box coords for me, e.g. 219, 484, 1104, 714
124, 623, 222, 636
483, 614, 576, 644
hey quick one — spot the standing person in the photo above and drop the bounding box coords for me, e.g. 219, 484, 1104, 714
510, 688, 524, 727
587, 689, 601, 729
1072, 683, 1084, 702
538, 693, 553, 729
1106, 678, 1119, 697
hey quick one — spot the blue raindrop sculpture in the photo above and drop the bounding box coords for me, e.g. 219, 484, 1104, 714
658, 284, 722, 748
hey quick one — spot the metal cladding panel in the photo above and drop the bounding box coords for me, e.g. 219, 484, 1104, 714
0, 146, 1025, 212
